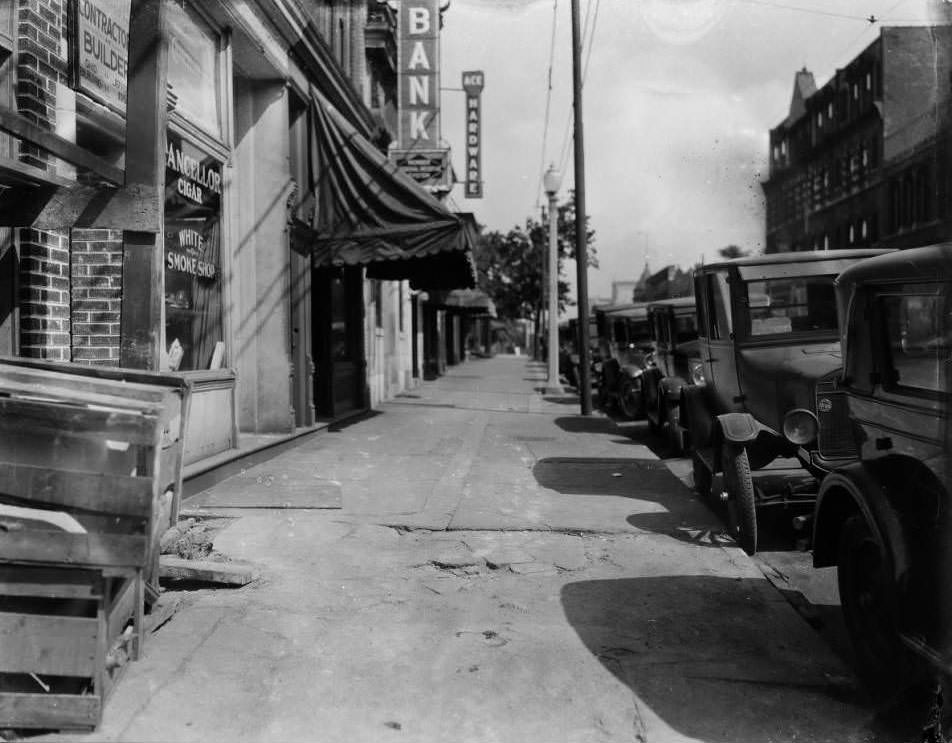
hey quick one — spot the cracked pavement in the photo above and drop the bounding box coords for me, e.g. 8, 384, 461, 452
42, 355, 894, 743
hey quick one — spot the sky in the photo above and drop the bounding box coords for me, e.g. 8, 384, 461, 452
436, 0, 944, 312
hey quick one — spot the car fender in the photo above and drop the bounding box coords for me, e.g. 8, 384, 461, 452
620, 364, 646, 379
716, 412, 769, 445
812, 466, 909, 587
658, 376, 687, 403
680, 384, 713, 449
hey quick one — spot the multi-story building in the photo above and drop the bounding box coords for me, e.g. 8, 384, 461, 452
0, 0, 474, 471
763, 26, 952, 254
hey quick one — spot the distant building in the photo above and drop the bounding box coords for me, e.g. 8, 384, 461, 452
762, 26, 952, 253
610, 280, 637, 304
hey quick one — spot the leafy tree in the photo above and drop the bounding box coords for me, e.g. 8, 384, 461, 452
475, 190, 597, 329
718, 245, 750, 259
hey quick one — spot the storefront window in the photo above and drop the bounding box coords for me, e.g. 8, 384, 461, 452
167, 0, 220, 138
164, 132, 223, 371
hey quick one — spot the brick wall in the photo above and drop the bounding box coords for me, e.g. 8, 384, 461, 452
70, 230, 123, 366
16, 0, 72, 360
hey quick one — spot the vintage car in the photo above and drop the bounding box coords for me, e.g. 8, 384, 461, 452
808, 245, 952, 696
682, 249, 889, 555
640, 296, 701, 454
592, 303, 652, 419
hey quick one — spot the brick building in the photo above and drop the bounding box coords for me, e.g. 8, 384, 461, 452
762, 26, 952, 254
0, 0, 474, 469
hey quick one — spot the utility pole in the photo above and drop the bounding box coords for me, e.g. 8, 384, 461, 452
543, 165, 562, 394
571, 0, 592, 415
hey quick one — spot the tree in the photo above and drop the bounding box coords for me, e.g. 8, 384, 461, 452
475, 190, 597, 329
718, 245, 750, 260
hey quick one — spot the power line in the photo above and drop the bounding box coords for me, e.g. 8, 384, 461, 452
557, 0, 600, 175
734, 0, 892, 22
534, 0, 560, 212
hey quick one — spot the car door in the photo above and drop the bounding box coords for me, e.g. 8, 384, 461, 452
697, 269, 741, 414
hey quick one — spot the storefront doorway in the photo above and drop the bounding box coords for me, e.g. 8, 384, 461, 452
313, 265, 366, 419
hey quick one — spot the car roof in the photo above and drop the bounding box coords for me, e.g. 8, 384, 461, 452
594, 302, 649, 317
836, 243, 952, 290
698, 248, 890, 272
647, 296, 695, 310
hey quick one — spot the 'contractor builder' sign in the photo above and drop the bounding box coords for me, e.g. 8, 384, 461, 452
462, 71, 484, 198
397, 0, 440, 148
71, 0, 130, 112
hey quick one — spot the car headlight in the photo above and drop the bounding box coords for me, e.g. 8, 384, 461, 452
689, 359, 706, 386
782, 408, 818, 446
593, 361, 603, 373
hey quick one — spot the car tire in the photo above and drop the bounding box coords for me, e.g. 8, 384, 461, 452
837, 514, 918, 700
618, 379, 640, 420
692, 451, 712, 502
722, 444, 757, 555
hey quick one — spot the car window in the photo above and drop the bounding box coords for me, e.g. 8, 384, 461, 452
706, 272, 731, 340
744, 276, 837, 336
675, 315, 697, 343
880, 290, 950, 394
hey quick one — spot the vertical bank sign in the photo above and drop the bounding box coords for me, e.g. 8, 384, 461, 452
462, 71, 484, 198
394, 0, 450, 192
70, 0, 130, 112
398, 0, 439, 147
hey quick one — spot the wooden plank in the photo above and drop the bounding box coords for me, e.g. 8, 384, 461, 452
0, 374, 164, 412
0, 692, 100, 729
0, 531, 148, 568
159, 556, 258, 586
0, 356, 191, 393
0, 612, 98, 676
0, 565, 102, 599
0, 461, 154, 516
0, 108, 124, 185
120, 0, 169, 370
106, 575, 137, 643
0, 399, 159, 445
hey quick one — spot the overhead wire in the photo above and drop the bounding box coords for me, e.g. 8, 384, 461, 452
556, 0, 601, 177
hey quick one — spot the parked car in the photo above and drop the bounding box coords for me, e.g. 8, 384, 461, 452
682, 249, 889, 554
640, 296, 701, 455
593, 303, 652, 418
808, 245, 952, 696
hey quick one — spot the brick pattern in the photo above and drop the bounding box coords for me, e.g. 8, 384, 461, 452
16, 0, 73, 360
70, 229, 123, 366
16, 227, 70, 360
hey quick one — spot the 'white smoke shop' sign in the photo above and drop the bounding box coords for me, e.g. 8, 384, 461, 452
71, 0, 130, 112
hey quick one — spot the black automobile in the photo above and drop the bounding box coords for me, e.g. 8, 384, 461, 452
593, 303, 652, 419
682, 249, 889, 554
808, 244, 952, 698
640, 296, 701, 455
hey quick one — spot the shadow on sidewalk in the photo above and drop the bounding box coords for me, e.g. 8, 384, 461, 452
560, 575, 873, 742
553, 416, 619, 435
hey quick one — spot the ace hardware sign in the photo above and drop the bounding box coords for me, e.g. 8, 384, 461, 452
462, 70, 484, 198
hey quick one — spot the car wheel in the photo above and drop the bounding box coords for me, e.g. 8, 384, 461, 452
722, 444, 757, 555
837, 514, 918, 700
692, 451, 712, 502
618, 379, 640, 419
664, 401, 685, 456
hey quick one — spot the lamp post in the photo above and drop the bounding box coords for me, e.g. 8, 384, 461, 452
543, 165, 562, 394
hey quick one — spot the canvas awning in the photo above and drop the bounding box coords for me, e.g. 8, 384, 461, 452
430, 288, 496, 316
294, 92, 476, 291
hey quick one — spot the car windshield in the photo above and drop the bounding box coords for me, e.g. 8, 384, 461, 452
745, 276, 837, 336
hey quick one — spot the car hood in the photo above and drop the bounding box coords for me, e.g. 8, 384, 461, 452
738, 342, 842, 430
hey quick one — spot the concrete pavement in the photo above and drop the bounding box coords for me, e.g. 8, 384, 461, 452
42, 355, 891, 742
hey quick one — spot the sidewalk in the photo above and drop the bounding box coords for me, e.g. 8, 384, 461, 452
48, 355, 881, 743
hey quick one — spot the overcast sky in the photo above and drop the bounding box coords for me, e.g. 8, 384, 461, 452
437, 0, 942, 309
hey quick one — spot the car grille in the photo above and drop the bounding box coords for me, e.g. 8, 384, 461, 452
816, 385, 857, 459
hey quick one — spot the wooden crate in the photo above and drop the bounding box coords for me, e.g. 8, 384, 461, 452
0, 565, 139, 731
0, 359, 191, 730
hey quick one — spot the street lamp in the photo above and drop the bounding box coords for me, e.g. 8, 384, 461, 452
543, 164, 563, 394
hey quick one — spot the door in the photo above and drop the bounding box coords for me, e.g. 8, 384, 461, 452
697, 270, 740, 413
313, 265, 366, 419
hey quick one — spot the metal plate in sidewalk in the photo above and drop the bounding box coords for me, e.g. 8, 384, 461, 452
186, 469, 343, 509
533, 458, 683, 498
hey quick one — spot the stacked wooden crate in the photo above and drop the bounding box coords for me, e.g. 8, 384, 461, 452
0, 359, 190, 731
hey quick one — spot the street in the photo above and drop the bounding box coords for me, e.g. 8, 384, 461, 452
44, 355, 920, 743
